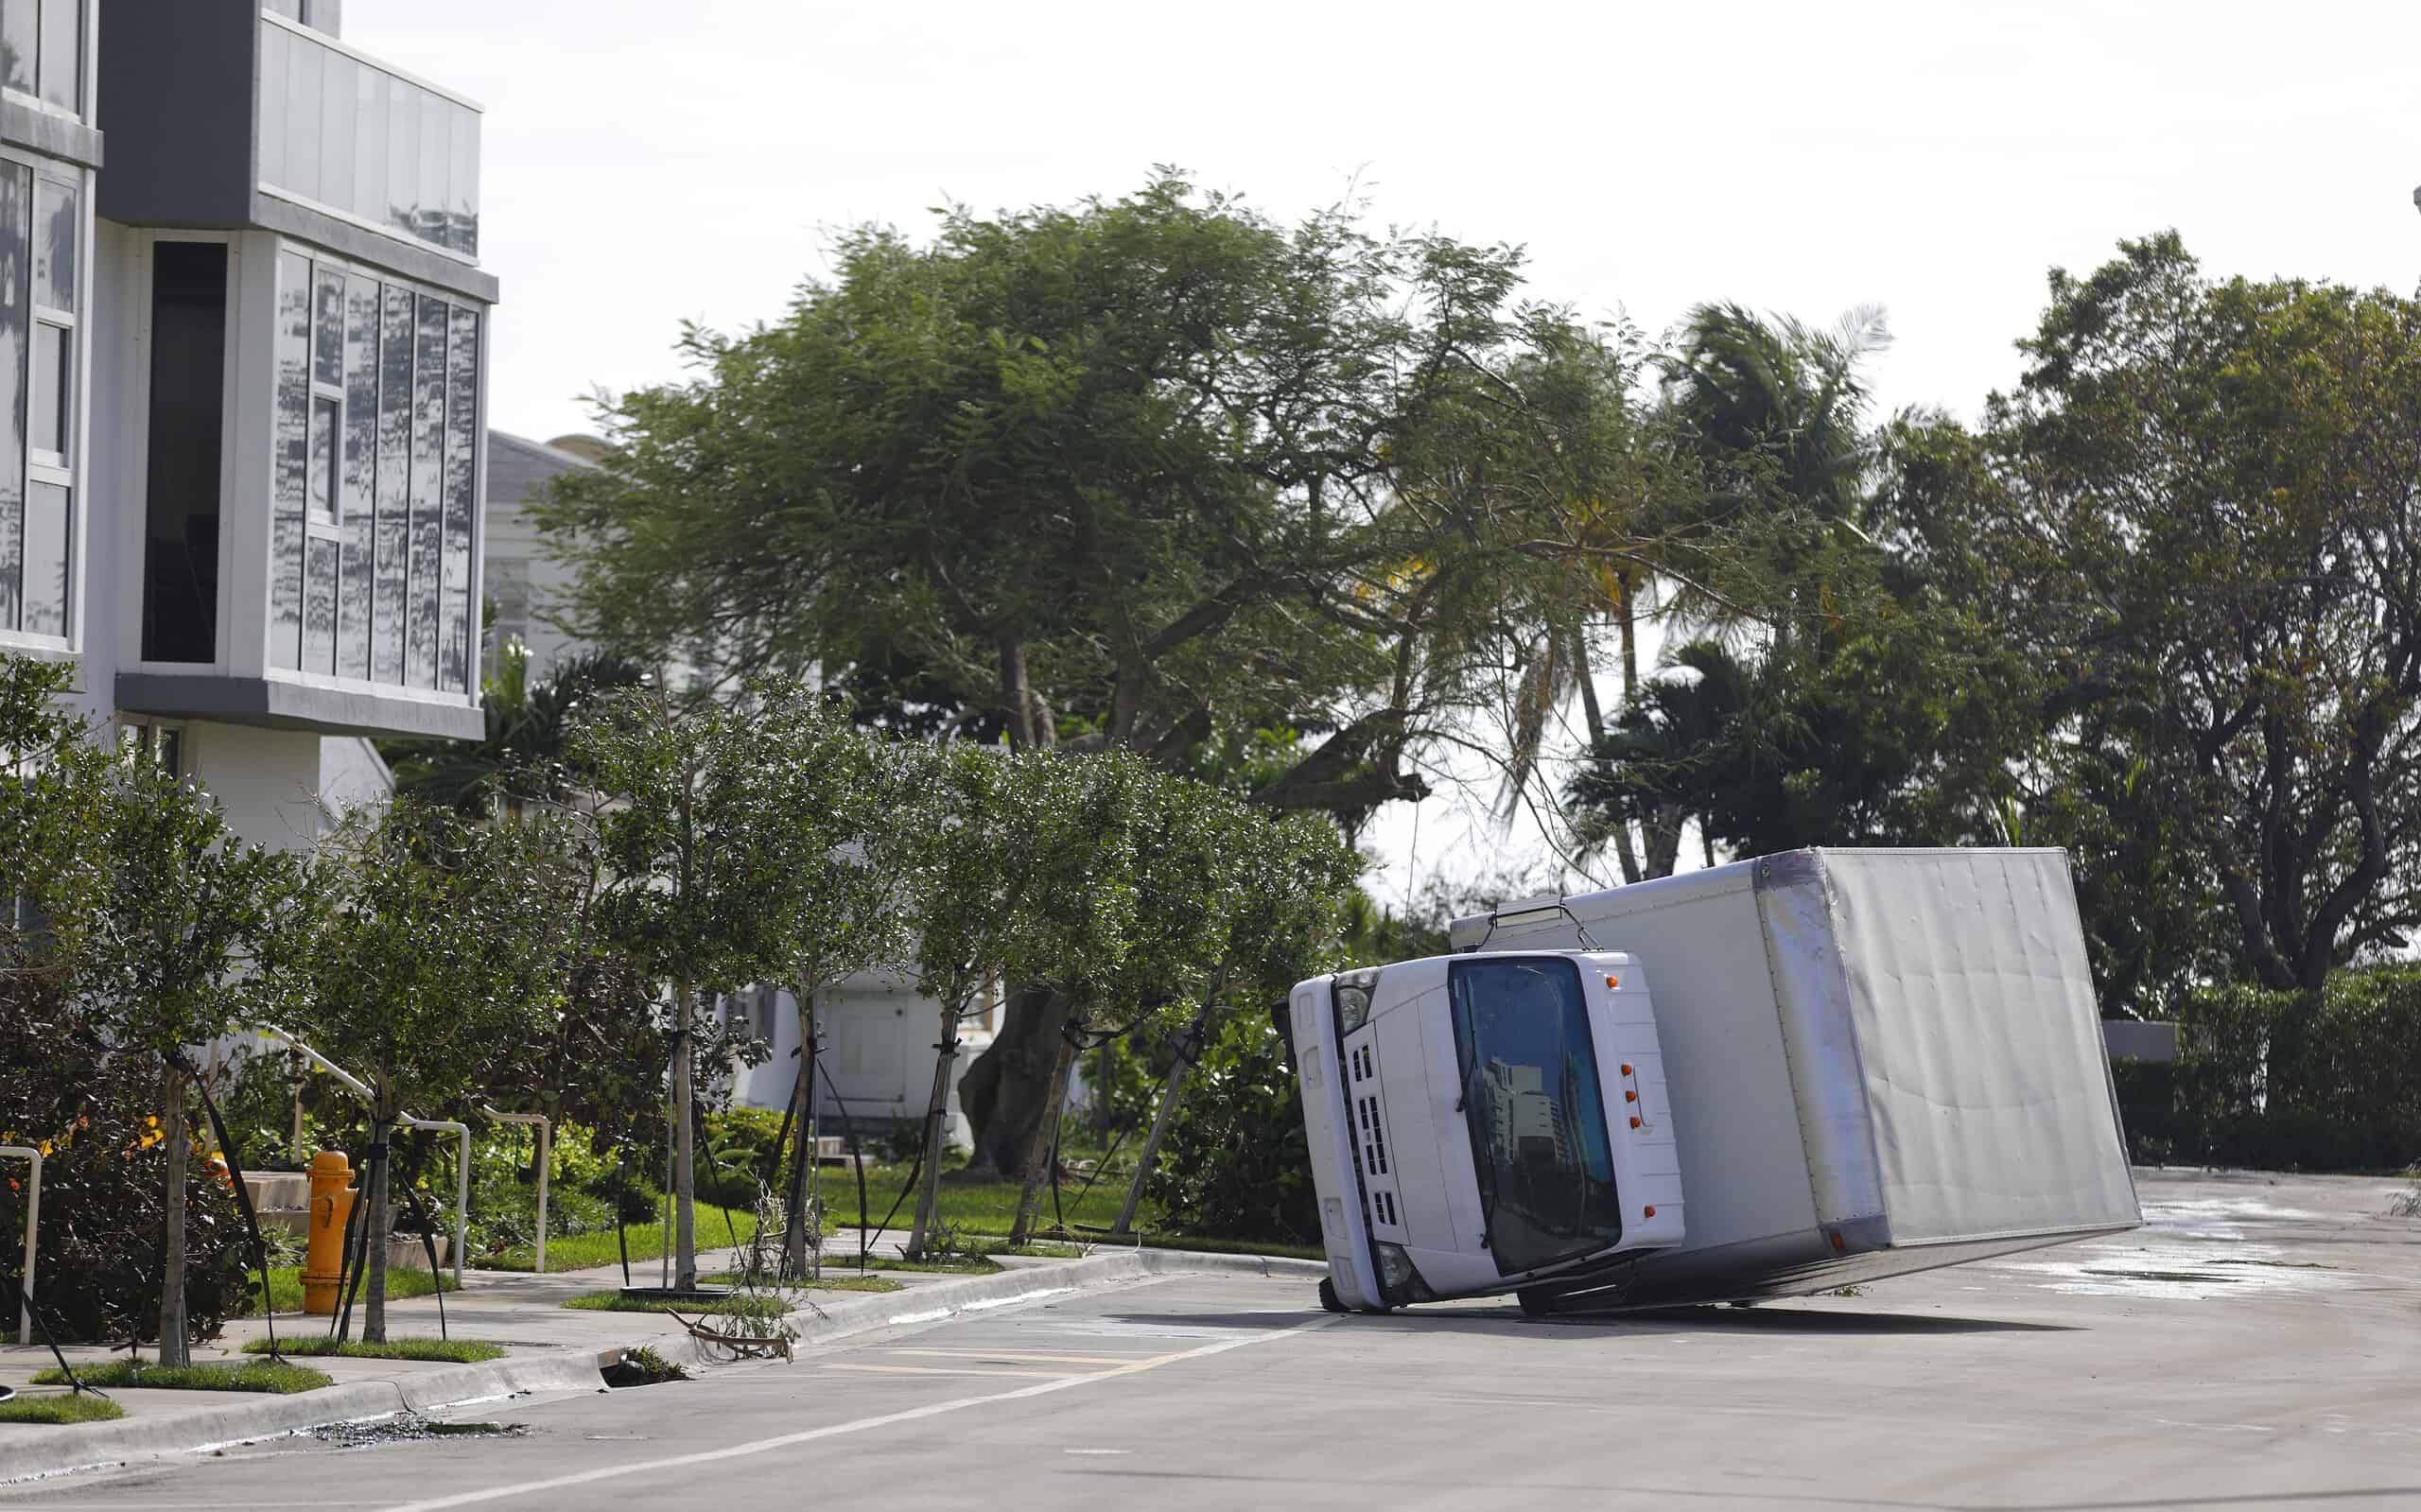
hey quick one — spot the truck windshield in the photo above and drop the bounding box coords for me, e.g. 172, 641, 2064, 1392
1449, 957, 1624, 1276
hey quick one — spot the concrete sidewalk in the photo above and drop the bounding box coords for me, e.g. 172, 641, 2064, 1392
0, 1232, 1322, 1485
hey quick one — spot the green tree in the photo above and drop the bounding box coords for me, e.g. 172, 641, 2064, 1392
898, 743, 1032, 1258
575, 687, 796, 1290
61, 724, 308, 1365
740, 686, 914, 1276
1107, 808, 1361, 1236
283, 802, 574, 1341
535, 174, 1656, 1171
1977, 234, 2421, 988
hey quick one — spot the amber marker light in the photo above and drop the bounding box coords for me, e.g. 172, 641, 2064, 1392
1620, 1064, 1632, 1076
1625, 1089, 1637, 1102
1644, 1206, 1657, 1218
1605, 976, 1619, 989
1629, 1116, 1642, 1128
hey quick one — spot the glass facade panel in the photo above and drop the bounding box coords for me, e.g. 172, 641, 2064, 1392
141, 242, 227, 666
259, 18, 480, 257
18, 478, 62, 635
257, 20, 288, 190
31, 176, 69, 311
373, 284, 410, 684
312, 266, 342, 389
307, 393, 336, 521
408, 293, 444, 687
284, 35, 321, 204
440, 304, 477, 693
36, 0, 74, 113
340, 276, 377, 679
303, 533, 336, 675
384, 80, 416, 235
1, 5, 33, 97
0, 165, 25, 634
27, 320, 61, 458
317, 49, 354, 221
352, 65, 386, 230
270, 251, 310, 669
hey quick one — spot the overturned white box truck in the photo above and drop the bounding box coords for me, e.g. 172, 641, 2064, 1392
1288, 847, 2140, 1314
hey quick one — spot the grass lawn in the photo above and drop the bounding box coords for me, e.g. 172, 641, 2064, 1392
831, 1162, 1136, 1238
705, 1271, 902, 1295
31, 1360, 333, 1394
252, 1266, 458, 1315
0, 1393, 127, 1425
562, 1290, 792, 1320
241, 1336, 505, 1364
482, 1204, 763, 1274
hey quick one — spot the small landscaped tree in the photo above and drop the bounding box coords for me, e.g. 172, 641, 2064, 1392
741, 686, 913, 1276
283, 801, 574, 1341
898, 741, 1037, 1259
63, 724, 311, 1366
576, 687, 798, 1290
1106, 809, 1361, 1236
1001, 752, 1151, 1244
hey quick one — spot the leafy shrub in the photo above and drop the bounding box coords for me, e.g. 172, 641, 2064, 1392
0, 998, 254, 1345
2132, 967, 2421, 1171
1144, 1013, 1318, 1245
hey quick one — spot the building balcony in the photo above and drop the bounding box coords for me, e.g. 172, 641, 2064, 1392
96, 1, 493, 304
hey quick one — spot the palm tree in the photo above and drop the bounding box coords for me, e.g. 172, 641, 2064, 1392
384, 646, 645, 814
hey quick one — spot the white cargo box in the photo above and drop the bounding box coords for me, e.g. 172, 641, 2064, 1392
1449, 847, 2139, 1305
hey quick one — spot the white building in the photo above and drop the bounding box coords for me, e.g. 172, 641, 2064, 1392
4, 0, 491, 847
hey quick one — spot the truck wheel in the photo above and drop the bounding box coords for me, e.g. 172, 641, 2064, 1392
1517, 1287, 1555, 1319
1318, 1277, 1349, 1313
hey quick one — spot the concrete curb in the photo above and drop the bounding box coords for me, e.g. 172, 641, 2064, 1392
0, 1247, 1319, 1485
0, 1348, 608, 1486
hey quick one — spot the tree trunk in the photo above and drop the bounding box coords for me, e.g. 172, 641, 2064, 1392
1576, 625, 1640, 887
1645, 800, 1686, 878
156, 1058, 190, 1367
781, 989, 817, 1279
1008, 1031, 1081, 1244
1110, 1012, 1208, 1236
958, 984, 1071, 1176
905, 1001, 962, 1259
363, 1106, 393, 1345
999, 634, 1036, 751
671, 984, 698, 1291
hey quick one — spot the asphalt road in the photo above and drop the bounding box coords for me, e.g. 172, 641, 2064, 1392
6, 1170, 2416, 1512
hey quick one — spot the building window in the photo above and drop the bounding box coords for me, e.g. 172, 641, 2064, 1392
0, 159, 78, 643
1, 0, 84, 118
142, 242, 228, 665
118, 721, 184, 779
270, 249, 480, 691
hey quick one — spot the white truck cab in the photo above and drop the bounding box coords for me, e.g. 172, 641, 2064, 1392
1290, 949, 1687, 1312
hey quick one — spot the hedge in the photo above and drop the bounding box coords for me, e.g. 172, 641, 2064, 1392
2116, 965, 2421, 1172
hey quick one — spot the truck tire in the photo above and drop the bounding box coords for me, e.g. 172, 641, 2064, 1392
1318, 1277, 1349, 1313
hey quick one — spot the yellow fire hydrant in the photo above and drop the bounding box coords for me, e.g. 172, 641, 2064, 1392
302, 1150, 357, 1315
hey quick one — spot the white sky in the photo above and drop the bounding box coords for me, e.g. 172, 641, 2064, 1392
353, 0, 2421, 910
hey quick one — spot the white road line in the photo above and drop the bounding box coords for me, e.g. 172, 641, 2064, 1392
887, 1348, 1154, 1365
379, 1312, 1340, 1512
820, 1364, 1087, 1379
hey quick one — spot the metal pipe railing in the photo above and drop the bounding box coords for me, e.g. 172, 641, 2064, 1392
0, 1145, 39, 1346
248, 1025, 467, 1287
399, 1119, 468, 1288
480, 1109, 549, 1275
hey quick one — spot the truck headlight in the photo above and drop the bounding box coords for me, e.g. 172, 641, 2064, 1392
1332, 968, 1380, 1034
1374, 1242, 1436, 1306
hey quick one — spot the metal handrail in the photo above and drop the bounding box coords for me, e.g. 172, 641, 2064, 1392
247, 1025, 467, 1287
479, 1109, 549, 1276
0, 1146, 38, 1345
